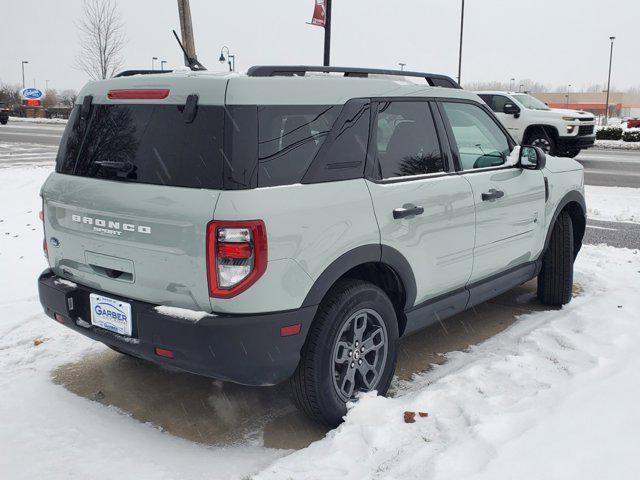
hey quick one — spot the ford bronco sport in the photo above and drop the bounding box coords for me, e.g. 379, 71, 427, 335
38, 66, 585, 426
477, 91, 596, 158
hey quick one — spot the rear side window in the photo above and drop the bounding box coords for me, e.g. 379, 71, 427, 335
56, 104, 224, 189
258, 105, 340, 187
375, 101, 444, 179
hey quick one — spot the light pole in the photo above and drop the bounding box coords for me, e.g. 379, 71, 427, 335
510, 78, 515, 91
160, 60, 167, 71
398, 63, 406, 71
519, 84, 524, 93
152, 56, 158, 70
21, 60, 29, 89
457, 0, 465, 84
219, 46, 235, 72
565, 84, 571, 108
604, 36, 615, 125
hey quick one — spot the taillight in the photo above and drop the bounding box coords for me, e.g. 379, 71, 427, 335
107, 89, 170, 100
206, 220, 267, 298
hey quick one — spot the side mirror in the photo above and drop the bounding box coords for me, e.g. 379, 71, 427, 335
520, 145, 546, 170
503, 102, 521, 117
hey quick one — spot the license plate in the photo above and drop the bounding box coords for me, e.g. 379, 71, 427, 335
90, 293, 132, 336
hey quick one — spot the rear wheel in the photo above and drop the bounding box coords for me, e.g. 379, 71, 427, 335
537, 210, 574, 306
290, 279, 399, 427
526, 128, 556, 155
0, 117, 8, 125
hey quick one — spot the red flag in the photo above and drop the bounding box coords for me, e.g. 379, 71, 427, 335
310, 0, 326, 28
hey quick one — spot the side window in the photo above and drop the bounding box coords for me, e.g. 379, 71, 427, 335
258, 105, 340, 187
442, 102, 511, 171
477, 95, 512, 113
375, 101, 444, 179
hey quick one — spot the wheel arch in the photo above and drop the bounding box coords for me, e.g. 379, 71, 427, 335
541, 190, 586, 259
523, 124, 560, 143
301, 244, 416, 336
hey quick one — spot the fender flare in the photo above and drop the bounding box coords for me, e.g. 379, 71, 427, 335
300, 244, 417, 310
540, 189, 586, 259
523, 124, 560, 143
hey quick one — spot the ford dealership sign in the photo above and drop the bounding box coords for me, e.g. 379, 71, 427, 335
20, 88, 44, 100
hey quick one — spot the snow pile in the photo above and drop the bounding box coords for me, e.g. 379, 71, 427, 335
594, 139, 640, 150
154, 305, 211, 321
256, 245, 640, 480
585, 185, 640, 223
8, 116, 69, 125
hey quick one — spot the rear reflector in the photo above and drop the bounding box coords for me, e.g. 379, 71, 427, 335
280, 324, 302, 337
107, 89, 170, 100
39, 211, 44, 221
217, 242, 252, 259
54, 313, 65, 323
154, 347, 174, 359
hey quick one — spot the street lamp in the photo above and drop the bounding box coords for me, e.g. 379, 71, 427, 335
519, 84, 524, 93
160, 60, 167, 71
510, 78, 515, 91
21, 61, 29, 89
151, 56, 159, 70
457, 0, 465, 84
398, 63, 406, 71
219, 46, 235, 72
566, 84, 572, 108
604, 36, 616, 125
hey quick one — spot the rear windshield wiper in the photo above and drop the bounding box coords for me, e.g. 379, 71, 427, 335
94, 160, 137, 179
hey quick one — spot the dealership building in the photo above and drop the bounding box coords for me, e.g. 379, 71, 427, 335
532, 92, 640, 118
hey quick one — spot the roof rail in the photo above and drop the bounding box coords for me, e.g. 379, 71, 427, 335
246, 65, 461, 89
115, 70, 173, 78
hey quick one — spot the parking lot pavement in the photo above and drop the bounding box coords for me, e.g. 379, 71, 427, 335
54, 278, 557, 451
0, 123, 65, 146
584, 218, 640, 249
0, 141, 57, 168
576, 149, 640, 188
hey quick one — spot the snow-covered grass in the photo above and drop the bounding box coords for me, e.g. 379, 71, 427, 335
586, 185, 640, 223
7, 115, 68, 124
1, 161, 639, 479
594, 139, 640, 150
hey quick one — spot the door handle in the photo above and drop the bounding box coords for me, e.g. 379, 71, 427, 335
481, 189, 504, 201
393, 204, 424, 219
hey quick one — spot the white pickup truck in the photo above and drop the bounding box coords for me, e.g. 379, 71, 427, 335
477, 91, 596, 158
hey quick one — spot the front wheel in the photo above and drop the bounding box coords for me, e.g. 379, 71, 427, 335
0, 117, 8, 125
526, 129, 556, 155
537, 210, 574, 306
290, 279, 399, 427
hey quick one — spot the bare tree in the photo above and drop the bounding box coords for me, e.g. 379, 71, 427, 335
59, 89, 78, 108
74, 0, 127, 80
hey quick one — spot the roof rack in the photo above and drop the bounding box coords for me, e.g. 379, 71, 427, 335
246, 65, 461, 89
115, 70, 173, 78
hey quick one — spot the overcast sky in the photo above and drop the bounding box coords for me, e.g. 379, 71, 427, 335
1, 0, 638, 92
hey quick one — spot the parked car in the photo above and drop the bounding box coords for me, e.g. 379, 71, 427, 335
627, 118, 640, 129
477, 91, 596, 157
38, 66, 586, 426
0, 102, 9, 124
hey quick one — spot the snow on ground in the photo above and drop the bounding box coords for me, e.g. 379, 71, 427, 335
585, 185, 640, 223
7, 115, 69, 124
595, 139, 640, 150
0, 142, 58, 167
1, 161, 639, 479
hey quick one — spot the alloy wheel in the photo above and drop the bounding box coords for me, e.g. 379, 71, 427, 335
331, 308, 388, 401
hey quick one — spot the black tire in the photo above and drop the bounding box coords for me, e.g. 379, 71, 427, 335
526, 128, 556, 156
537, 210, 574, 306
0, 117, 8, 125
290, 279, 399, 427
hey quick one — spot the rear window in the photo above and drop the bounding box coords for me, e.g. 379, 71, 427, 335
257, 105, 340, 187
56, 104, 224, 189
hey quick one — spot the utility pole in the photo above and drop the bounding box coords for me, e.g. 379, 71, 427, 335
604, 36, 615, 126
21, 61, 28, 89
177, 0, 197, 64
457, 0, 465, 85
323, 0, 332, 66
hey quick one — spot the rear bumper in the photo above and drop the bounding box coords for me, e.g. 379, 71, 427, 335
38, 269, 316, 386
557, 134, 596, 151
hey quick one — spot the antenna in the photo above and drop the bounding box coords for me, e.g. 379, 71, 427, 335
172, 30, 206, 71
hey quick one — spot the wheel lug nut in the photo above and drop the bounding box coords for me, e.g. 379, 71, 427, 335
360, 347, 365, 352
358, 359, 362, 365
350, 362, 355, 368
348, 350, 352, 357
355, 341, 359, 347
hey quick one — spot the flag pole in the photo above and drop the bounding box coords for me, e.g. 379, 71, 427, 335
323, 0, 332, 66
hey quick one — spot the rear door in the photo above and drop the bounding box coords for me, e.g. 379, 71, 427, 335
438, 100, 545, 284
43, 94, 226, 311
366, 99, 475, 307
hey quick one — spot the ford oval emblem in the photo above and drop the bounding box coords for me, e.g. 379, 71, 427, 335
50, 237, 60, 247
21, 88, 44, 100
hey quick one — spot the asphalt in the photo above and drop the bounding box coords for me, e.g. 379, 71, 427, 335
576, 148, 640, 188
